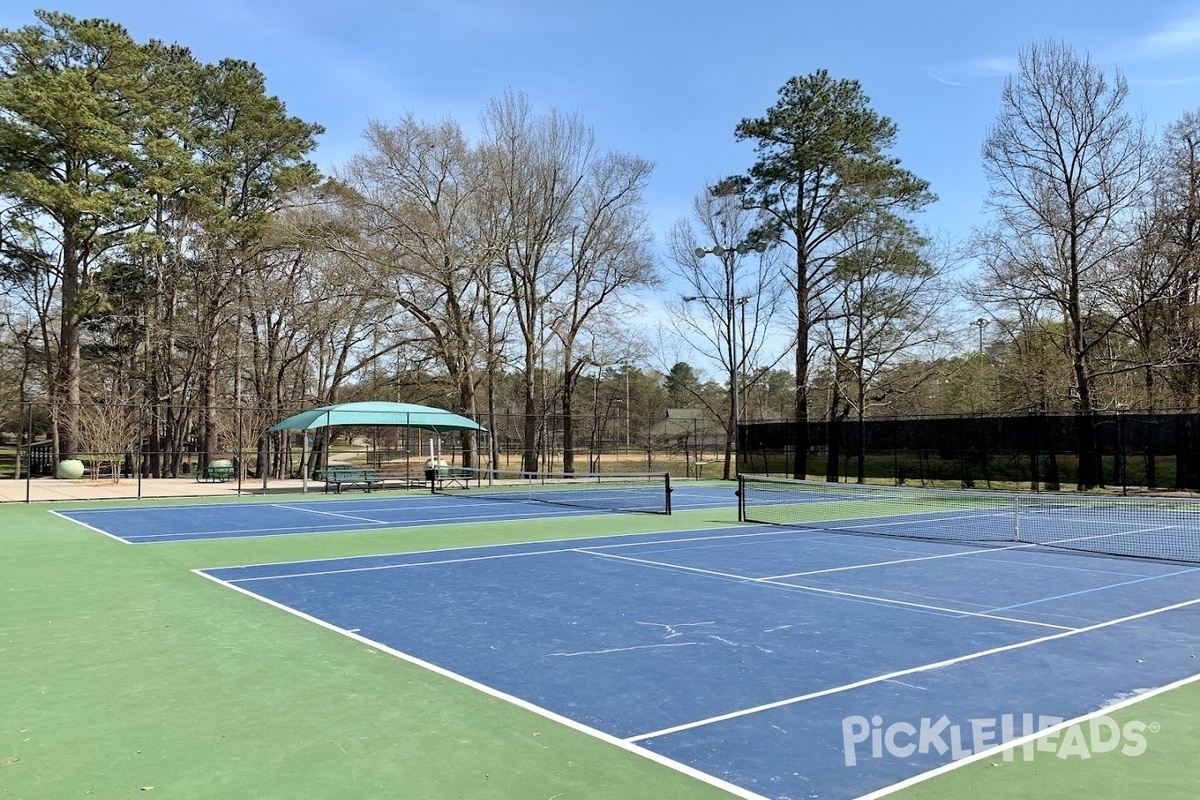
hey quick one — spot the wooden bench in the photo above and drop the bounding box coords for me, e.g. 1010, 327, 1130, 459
196, 461, 236, 483
323, 467, 383, 494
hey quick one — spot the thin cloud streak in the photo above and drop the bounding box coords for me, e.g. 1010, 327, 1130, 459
1127, 9, 1200, 59
923, 55, 1017, 86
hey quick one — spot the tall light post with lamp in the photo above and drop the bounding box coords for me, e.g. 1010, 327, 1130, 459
972, 317, 989, 355
686, 240, 766, 477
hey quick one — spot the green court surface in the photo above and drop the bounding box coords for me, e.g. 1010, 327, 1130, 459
1, 493, 1197, 799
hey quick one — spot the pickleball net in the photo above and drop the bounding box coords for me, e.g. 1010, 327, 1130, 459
738, 475, 1200, 563
433, 468, 672, 515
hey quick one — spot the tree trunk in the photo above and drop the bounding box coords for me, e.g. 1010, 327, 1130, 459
202, 339, 219, 467
793, 250, 811, 481
561, 368, 577, 475
522, 362, 538, 474
825, 385, 842, 483
1072, 355, 1103, 490
457, 375, 478, 469
56, 227, 82, 463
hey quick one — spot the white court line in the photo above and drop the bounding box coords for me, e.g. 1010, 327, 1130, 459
124, 506, 596, 542
625, 596, 1200, 743
221, 525, 902, 580
49, 509, 131, 543
125, 521, 394, 541
858, 669, 1200, 799
762, 543, 1035, 580
846, 509, 1015, 530
760, 525, 1179, 580
1043, 524, 1176, 543
204, 526, 801, 575
577, 550, 1073, 631
44, 494, 455, 514
191, 569, 769, 800
194, 524, 757, 572
585, 527, 836, 551
269, 503, 391, 524
226, 546, 588, 582
748, 507, 1012, 534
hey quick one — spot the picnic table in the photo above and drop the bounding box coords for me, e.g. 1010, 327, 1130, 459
196, 460, 236, 483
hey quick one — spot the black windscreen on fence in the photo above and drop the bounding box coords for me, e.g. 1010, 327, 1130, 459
739, 412, 1200, 492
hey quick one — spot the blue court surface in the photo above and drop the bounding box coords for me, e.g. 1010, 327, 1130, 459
52, 484, 739, 543
198, 525, 1200, 800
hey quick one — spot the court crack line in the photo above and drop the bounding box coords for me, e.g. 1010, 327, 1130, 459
269, 503, 390, 523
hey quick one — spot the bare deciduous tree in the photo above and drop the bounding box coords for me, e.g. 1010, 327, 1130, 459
480, 90, 657, 473
666, 184, 786, 479
977, 40, 1153, 488
817, 211, 946, 482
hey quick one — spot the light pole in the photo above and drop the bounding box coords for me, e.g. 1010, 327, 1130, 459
687, 240, 765, 476
973, 318, 988, 355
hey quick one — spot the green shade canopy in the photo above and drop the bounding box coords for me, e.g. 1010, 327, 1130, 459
267, 401, 485, 434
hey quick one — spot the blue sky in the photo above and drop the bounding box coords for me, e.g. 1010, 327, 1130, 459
5, 2, 1200, 248
5, 1, 1200, 310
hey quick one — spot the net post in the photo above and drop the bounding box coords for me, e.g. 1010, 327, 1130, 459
737, 475, 746, 522
664, 472, 672, 515
1012, 495, 1021, 542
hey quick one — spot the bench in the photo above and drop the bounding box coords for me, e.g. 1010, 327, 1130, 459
323, 467, 383, 494
196, 461, 236, 483
427, 466, 474, 490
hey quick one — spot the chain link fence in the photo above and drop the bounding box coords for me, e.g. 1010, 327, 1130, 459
0, 401, 730, 501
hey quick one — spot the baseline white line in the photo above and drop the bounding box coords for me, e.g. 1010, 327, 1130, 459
199, 525, 796, 573
625, 596, 1200, 743
44, 494, 455, 514
747, 508, 1011, 533
766, 540, 1169, 581
228, 546, 606, 582
763, 543, 1034, 580
191, 569, 769, 800
847, 510, 1014, 529
219, 527, 852, 583
49, 509, 130, 543
126, 507, 597, 542
857, 669, 1200, 800
580, 550, 1073, 631
585, 527, 835, 551
127, 522, 390, 540
1041, 524, 1176, 544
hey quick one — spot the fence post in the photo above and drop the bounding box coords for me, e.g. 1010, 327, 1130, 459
25, 401, 33, 504
236, 404, 244, 497
136, 403, 144, 500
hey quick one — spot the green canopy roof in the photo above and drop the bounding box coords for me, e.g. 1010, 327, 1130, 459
267, 401, 485, 434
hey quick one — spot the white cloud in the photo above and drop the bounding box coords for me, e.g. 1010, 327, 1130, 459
926, 72, 967, 88
969, 57, 1020, 76
1127, 9, 1200, 59
922, 56, 1017, 87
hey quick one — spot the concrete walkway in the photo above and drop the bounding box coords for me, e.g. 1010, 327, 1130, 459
0, 476, 327, 504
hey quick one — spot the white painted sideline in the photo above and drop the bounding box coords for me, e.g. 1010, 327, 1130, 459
193, 569, 771, 800
856, 670, 1200, 800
